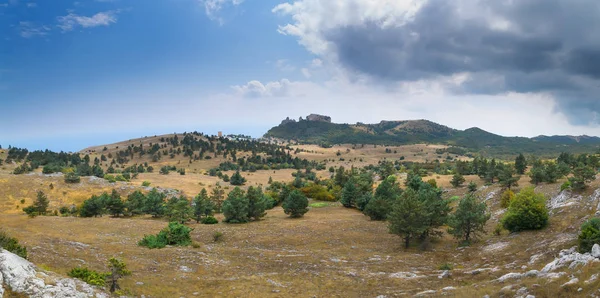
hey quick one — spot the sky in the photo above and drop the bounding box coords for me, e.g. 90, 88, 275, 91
2, 0, 600, 152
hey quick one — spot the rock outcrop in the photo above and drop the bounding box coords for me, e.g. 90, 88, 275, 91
306, 114, 331, 123
0, 249, 108, 298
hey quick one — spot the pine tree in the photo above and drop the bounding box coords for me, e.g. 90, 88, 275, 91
282, 190, 309, 218
106, 190, 125, 217
515, 153, 527, 174
144, 188, 166, 217
246, 186, 267, 221
166, 196, 192, 224
230, 170, 247, 186
33, 190, 49, 215
450, 173, 465, 187
125, 191, 147, 216
467, 181, 478, 193
498, 165, 519, 190
223, 187, 249, 223
193, 188, 213, 222
340, 178, 360, 208
569, 164, 596, 190
107, 258, 131, 293
448, 194, 490, 244
388, 189, 428, 248
210, 183, 225, 212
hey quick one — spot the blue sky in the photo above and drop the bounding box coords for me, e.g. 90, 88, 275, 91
2, 0, 600, 152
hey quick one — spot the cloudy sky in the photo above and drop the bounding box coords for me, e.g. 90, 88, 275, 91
2, 0, 600, 151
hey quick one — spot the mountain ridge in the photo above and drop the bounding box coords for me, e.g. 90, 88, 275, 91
264, 116, 600, 157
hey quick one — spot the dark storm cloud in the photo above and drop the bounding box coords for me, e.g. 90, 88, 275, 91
324, 0, 600, 124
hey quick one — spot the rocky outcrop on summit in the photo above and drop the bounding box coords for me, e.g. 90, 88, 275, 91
0, 249, 108, 298
306, 114, 331, 123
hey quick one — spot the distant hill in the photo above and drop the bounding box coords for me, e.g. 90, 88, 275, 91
265, 116, 600, 157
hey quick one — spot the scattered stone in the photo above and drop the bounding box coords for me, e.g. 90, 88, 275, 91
515, 287, 529, 296
525, 270, 539, 277
267, 279, 286, 288
414, 290, 436, 297
136, 282, 144, 285
585, 273, 598, 284
389, 272, 421, 279
529, 254, 543, 265
438, 270, 451, 279
561, 278, 579, 288
541, 246, 598, 272
179, 265, 193, 273
482, 242, 509, 253
496, 272, 523, 282
441, 287, 456, 291
592, 244, 600, 258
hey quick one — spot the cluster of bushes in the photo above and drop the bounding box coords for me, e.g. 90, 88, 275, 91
578, 218, 600, 253
0, 230, 28, 259
104, 174, 131, 183
69, 258, 131, 293
138, 222, 193, 249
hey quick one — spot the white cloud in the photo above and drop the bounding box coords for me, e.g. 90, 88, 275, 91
231, 79, 318, 98
19, 21, 50, 38
57, 10, 118, 32
301, 68, 311, 78
199, 0, 244, 24
274, 59, 295, 72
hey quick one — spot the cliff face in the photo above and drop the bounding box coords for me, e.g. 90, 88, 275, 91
0, 249, 109, 298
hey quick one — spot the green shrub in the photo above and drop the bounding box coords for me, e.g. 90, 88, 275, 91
502, 187, 548, 232
138, 222, 193, 249
560, 181, 571, 191
105, 175, 116, 183
142, 181, 151, 187
138, 234, 167, 249
68, 267, 108, 286
438, 263, 453, 270
64, 172, 81, 183
300, 184, 335, 201
201, 216, 218, 224
500, 189, 515, 208
578, 218, 600, 253
213, 231, 224, 242
0, 230, 27, 259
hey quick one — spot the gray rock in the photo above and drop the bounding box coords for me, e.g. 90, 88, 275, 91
496, 272, 523, 282
592, 244, 600, 258
0, 249, 108, 297
541, 247, 598, 273
414, 290, 436, 297
561, 278, 579, 288
438, 270, 451, 279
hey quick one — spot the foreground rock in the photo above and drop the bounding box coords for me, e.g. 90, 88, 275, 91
0, 249, 108, 298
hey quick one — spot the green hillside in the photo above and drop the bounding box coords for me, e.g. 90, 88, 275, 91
265, 119, 600, 157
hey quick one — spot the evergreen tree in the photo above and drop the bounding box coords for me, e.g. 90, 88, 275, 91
125, 191, 147, 216
193, 188, 213, 223
166, 196, 192, 224
230, 170, 247, 186
223, 187, 249, 223
515, 153, 527, 174
79, 195, 106, 217
417, 183, 450, 240
340, 178, 360, 208
544, 162, 561, 183
246, 186, 268, 221
388, 189, 428, 248
106, 190, 125, 217
107, 258, 131, 293
450, 173, 465, 187
405, 172, 423, 191
569, 164, 596, 190
529, 160, 546, 185
210, 183, 225, 212
467, 181, 477, 193
282, 190, 309, 218
498, 165, 519, 190
144, 188, 166, 217
448, 194, 490, 244
33, 190, 49, 215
